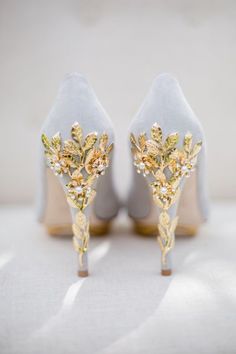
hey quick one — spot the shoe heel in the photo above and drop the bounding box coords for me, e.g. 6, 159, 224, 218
71, 206, 90, 277
41, 123, 113, 277
130, 124, 202, 275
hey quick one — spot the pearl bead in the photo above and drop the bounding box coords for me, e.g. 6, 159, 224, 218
97, 165, 104, 172
139, 162, 145, 170
160, 186, 167, 194
75, 186, 83, 194
181, 165, 188, 172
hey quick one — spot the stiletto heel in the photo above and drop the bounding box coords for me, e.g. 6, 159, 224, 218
128, 73, 209, 275
38, 73, 119, 276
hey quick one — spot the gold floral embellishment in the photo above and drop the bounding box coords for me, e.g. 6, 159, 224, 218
130, 132, 158, 176
41, 132, 76, 175
66, 170, 96, 210
150, 171, 180, 210
85, 133, 113, 176
169, 133, 202, 178
72, 211, 90, 267
130, 123, 202, 267
42, 122, 113, 265
158, 212, 178, 266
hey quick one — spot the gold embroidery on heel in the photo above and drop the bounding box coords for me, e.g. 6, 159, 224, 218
130, 124, 202, 272
42, 122, 113, 269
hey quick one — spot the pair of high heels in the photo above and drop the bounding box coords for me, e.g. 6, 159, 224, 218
37, 72, 209, 277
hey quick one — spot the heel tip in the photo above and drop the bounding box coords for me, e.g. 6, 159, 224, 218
161, 269, 172, 276
78, 270, 89, 277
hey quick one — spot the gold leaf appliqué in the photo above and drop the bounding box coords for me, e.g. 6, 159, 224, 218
42, 122, 113, 265
130, 124, 202, 267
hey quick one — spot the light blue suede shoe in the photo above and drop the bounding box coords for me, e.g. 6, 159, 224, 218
128, 73, 209, 276
37, 73, 119, 277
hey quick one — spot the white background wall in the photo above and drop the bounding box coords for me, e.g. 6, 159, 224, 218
0, 0, 236, 203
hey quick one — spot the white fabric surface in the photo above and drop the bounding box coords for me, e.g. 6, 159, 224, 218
0, 202, 236, 354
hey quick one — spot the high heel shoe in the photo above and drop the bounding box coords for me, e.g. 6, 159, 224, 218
128, 73, 209, 276
37, 73, 119, 277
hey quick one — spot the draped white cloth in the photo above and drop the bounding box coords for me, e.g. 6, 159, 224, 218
0, 203, 236, 354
